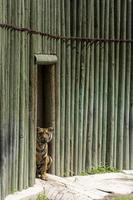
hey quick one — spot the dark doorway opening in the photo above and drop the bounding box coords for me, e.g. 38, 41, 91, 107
37, 65, 55, 160
37, 65, 55, 128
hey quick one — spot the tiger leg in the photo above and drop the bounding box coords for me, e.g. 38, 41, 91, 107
40, 156, 48, 181
47, 155, 52, 171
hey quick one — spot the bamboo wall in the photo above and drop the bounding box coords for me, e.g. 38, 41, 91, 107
0, 0, 132, 199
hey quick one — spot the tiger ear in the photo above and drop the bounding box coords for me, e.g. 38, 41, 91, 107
37, 127, 42, 132
48, 127, 54, 132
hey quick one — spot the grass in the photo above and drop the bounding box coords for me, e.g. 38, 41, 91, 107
80, 166, 120, 176
36, 193, 48, 200
114, 195, 133, 200
104, 194, 133, 200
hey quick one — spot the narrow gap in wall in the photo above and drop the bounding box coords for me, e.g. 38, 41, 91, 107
37, 65, 55, 172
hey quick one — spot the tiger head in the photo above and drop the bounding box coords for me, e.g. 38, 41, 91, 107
37, 127, 53, 144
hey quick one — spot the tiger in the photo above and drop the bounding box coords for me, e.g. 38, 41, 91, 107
36, 127, 53, 181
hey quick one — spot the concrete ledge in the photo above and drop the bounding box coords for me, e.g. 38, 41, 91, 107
5, 171, 133, 200
34, 54, 57, 65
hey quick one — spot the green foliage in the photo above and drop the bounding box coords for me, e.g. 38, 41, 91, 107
114, 195, 133, 200
80, 166, 120, 175
36, 193, 47, 200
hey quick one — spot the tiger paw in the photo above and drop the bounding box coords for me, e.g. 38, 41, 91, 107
41, 174, 48, 181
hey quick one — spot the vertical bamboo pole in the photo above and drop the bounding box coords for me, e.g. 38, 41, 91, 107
50, 0, 56, 174
86, 0, 94, 170
47, 0, 50, 53
117, 0, 126, 170
129, 0, 133, 169
0, 1, 6, 199
78, 0, 86, 173
64, 0, 71, 176
0, 12, 1, 196
113, 0, 121, 168
101, 0, 109, 166
106, 0, 115, 167
50, 0, 53, 53
4, 0, 9, 196
24, 0, 30, 187
130, 51, 133, 169
7, 0, 12, 193
18, 0, 25, 190
8, 0, 14, 192
92, 0, 100, 167
70, 0, 76, 176
29, 0, 37, 186
12, 0, 21, 191
82, 0, 92, 171
74, 0, 82, 175
55, 0, 61, 175
60, 0, 66, 176
123, 0, 131, 169
98, 0, 105, 166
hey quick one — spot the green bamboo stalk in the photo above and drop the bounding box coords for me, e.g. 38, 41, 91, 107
98, 0, 105, 166
60, 0, 66, 176
29, 0, 37, 186
4, 0, 9, 196
50, 0, 56, 174
130, 52, 133, 169
70, 0, 76, 176
101, 0, 109, 166
9, 25, 14, 194
78, 0, 86, 173
24, 0, 30, 187
117, 0, 126, 170
10, 0, 17, 191
123, 0, 131, 170
106, 0, 115, 167
50, 0, 53, 53
74, 0, 82, 175
18, 0, 25, 190
86, 0, 94, 170
92, 0, 100, 167
82, 0, 92, 171
0, 12, 2, 197
7, 0, 11, 193
0, 0, 5, 198
113, 0, 121, 168
64, 0, 71, 176
55, 0, 61, 176
129, 0, 133, 169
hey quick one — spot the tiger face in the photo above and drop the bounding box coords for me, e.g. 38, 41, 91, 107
37, 127, 53, 144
